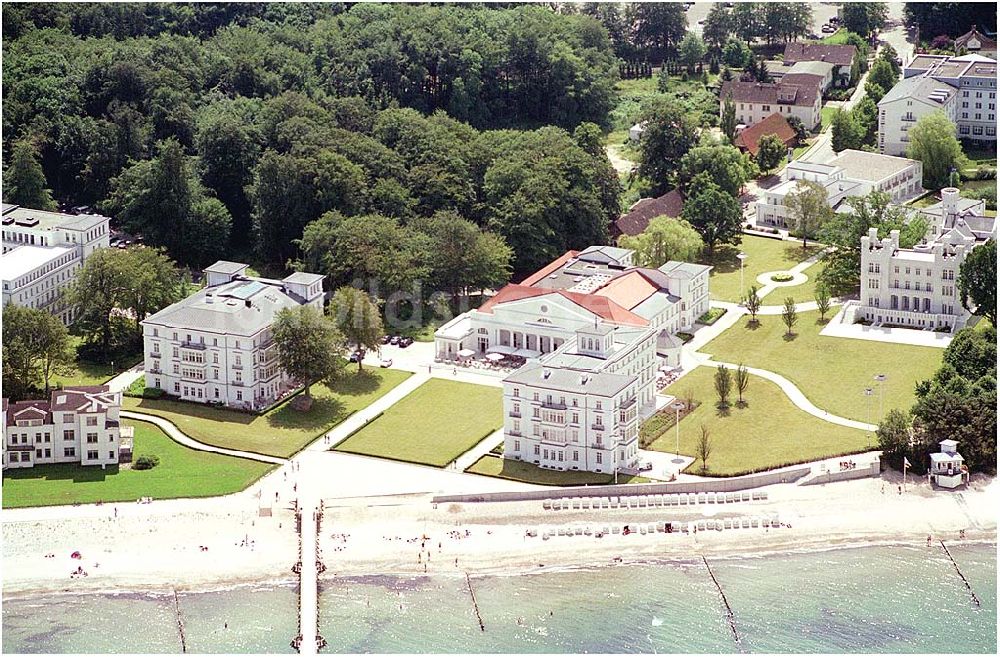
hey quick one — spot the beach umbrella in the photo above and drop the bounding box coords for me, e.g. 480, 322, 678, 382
71, 551, 81, 559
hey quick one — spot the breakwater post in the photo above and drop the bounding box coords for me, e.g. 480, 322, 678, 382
939, 540, 981, 608
702, 556, 742, 649
465, 572, 485, 632
172, 587, 188, 653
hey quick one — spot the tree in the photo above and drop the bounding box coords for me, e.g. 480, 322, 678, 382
943, 325, 996, 382
958, 239, 996, 325
1, 305, 75, 400
784, 180, 831, 248
906, 112, 966, 189
876, 44, 901, 77
852, 96, 880, 147
841, 3, 888, 39
65, 249, 128, 359
412, 211, 513, 301
867, 58, 898, 100
678, 143, 757, 199
637, 98, 698, 194
617, 215, 703, 268
679, 33, 707, 74
4, 141, 57, 210
272, 305, 345, 403
744, 284, 762, 324
697, 424, 712, 474
327, 287, 384, 371
630, 3, 687, 62
720, 94, 738, 144
722, 38, 750, 68
118, 247, 186, 337
735, 363, 750, 406
830, 109, 864, 153
877, 408, 913, 471
703, 5, 733, 50
714, 364, 732, 409
681, 174, 743, 255
781, 297, 798, 336
786, 116, 807, 143
815, 284, 832, 321
732, 2, 761, 44
755, 134, 786, 174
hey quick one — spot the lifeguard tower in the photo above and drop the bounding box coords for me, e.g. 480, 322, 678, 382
928, 439, 969, 489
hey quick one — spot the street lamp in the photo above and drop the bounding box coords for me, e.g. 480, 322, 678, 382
874, 374, 887, 422
670, 400, 686, 465
864, 387, 874, 448
737, 252, 748, 302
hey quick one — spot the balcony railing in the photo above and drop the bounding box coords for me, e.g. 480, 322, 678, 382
508, 410, 521, 418
541, 400, 567, 410
180, 341, 207, 351
591, 423, 605, 431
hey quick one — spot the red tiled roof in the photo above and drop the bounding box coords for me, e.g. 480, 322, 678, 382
5, 401, 52, 427
477, 284, 648, 326
735, 113, 798, 156
614, 189, 685, 237
955, 26, 996, 51
520, 250, 580, 286
783, 43, 857, 67
720, 80, 820, 109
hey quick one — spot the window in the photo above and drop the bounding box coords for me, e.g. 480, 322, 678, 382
10, 453, 19, 463
596, 453, 602, 464
63, 413, 75, 423
86, 416, 98, 426
63, 430, 74, 441
87, 450, 99, 460
513, 387, 520, 398
534, 445, 540, 455
514, 440, 520, 451
86, 433, 98, 444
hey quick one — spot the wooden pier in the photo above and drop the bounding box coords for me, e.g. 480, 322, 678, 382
292, 498, 326, 654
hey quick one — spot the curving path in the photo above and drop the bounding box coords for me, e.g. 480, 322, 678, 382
699, 359, 876, 432
121, 410, 287, 465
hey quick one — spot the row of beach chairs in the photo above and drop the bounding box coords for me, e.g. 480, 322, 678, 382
534, 515, 783, 540
541, 490, 767, 511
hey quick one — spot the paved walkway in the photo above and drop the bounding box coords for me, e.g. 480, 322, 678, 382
105, 364, 145, 393
453, 428, 504, 471
120, 410, 287, 465
819, 304, 954, 348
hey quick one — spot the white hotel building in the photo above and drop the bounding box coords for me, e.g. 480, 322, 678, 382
2, 386, 131, 470
141, 261, 325, 410
0, 203, 111, 324
755, 150, 923, 230
501, 323, 657, 474
856, 189, 996, 331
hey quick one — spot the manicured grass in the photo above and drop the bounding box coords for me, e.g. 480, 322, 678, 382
1, 420, 274, 508
818, 28, 850, 45
820, 106, 837, 132
466, 454, 649, 486
335, 379, 502, 467
654, 366, 871, 476
907, 190, 940, 209
701, 309, 943, 421
49, 337, 141, 389
123, 368, 412, 458
762, 259, 830, 305
702, 235, 823, 302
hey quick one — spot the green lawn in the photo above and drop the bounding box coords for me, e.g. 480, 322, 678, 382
655, 366, 871, 476
466, 454, 648, 486
818, 28, 850, 45
820, 106, 837, 132
703, 235, 823, 302
123, 368, 412, 458
49, 336, 142, 389
702, 309, 942, 422
761, 259, 830, 305
907, 190, 940, 209
1, 420, 274, 508
335, 379, 502, 467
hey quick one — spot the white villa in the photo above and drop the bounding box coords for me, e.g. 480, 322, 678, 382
928, 439, 969, 489
755, 150, 923, 230
434, 245, 711, 368
1, 203, 111, 325
500, 323, 657, 474
878, 54, 996, 156
856, 189, 996, 331
2, 386, 131, 470
140, 261, 325, 410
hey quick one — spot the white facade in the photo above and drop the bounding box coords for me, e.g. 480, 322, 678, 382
434, 247, 710, 363
879, 54, 997, 156
500, 324, 658, 474
928, 439, 969, 489
857, 190, 995, 331
1, 204, 111, 324
756, 151, 923, 229
721, 81, 822, 131
2, 386, 130, 470
141, 262, 325, 410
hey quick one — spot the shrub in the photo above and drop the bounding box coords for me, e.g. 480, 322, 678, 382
142, 387, 166, 399
133, 454, 160, 470
770, 273, 794, 282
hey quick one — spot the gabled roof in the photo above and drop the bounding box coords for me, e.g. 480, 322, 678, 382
520, 250, 580, 286
659, 261, 713, 278
592, 271, 658, 311
734, 113, 797, 156
783, 42, 857, 67
720, 80, 820, 108
878, 75, 957, 107
578, 245, 633, 265
476, 284, 648, 327
955, 25, 997, 52
3, 386, 117, 426
614, 189, 685, 237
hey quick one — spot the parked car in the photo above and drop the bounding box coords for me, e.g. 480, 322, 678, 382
380, 357, 393, 368
348, 350, 365, 363
821, 24, 835, 33
381, 335, 392, 345
389, 335, 401, 345
639, 461, 654, 472
398, 337, 413, 348
828, 15, 839, 24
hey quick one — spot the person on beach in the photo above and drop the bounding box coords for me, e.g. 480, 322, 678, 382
927, 534, 932, 546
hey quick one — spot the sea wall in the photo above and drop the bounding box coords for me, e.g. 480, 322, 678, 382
799, 460, 880, 486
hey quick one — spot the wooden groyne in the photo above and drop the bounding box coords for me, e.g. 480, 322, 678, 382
939, 540, 981, 608
172, 587, 188, 653
702, 556, 742, 649
465, 572, 485, 632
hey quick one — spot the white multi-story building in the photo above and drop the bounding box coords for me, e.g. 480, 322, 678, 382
856, 189, 996, 331
720, 79, 822, 130
878, 54, 997, 156
434, 246, 710, 368
1, 203, 111, 324
501, 323, 658, 474
2, 386, 131, 470
140, 261, 325, 410
755, 150, 923, 230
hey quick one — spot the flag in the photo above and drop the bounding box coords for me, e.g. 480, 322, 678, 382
903, 457, 911, 468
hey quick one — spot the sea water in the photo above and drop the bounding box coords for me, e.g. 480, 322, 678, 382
3, 544, 995, 653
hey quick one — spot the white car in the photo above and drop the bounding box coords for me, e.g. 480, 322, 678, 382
379, 357, 393, 368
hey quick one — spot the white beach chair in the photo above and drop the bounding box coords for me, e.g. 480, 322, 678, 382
573, 500, 581, 510
543, 500, 552, 510
760, 491, 768, 500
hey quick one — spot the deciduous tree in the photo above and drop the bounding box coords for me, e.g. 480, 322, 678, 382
720, 94, 737, 144
784, 180, 832, 248
617, 215, 703, 268
4, 141, 57, 210
815, 284, 832, 321
697, 424, 712, 474
755, 134, 786, 174
744, 284, 762, 324
714, 365, 732, 409
735, 363, 750, 406
328, 287, 384, 371
272, 305, 345, 403
958, 238, 996, 325
907, 112, 966, 189
637, 98, 698, 194
781, 297, 798, 336
681, 174, 743, 255
1, 305, 74, 400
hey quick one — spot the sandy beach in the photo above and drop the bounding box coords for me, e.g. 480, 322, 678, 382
3, 472, 996, 598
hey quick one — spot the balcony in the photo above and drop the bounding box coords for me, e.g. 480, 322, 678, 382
620, 397, 637, 410
231, 381, 244, 387
180, 341, 207, 351
591, 423, 605, 431
508, 410, 521, 418
508, 429, 522, 437
541, 400, 567, 411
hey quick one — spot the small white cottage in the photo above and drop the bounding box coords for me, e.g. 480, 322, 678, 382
928, 439, 969, 489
